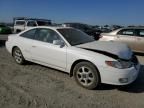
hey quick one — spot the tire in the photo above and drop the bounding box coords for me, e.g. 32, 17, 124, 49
73, 62, 100, 89
12, 47, 25, 65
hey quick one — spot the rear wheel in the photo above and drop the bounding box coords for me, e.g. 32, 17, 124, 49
73, 62, 100, 89
13, 47, 25, 65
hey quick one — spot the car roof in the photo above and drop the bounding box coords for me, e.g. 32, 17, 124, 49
24, 26, 73, 31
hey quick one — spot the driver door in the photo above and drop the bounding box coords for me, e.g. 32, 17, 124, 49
31, 28, 67, 71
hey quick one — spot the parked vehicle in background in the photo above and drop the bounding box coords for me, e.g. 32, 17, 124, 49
62, 23, 102, 40
6, 26, 140, 89
111, 25, 123, 31
100, 28, 112, 33
13, 17, 52, 33
92, 25, 123, 33
0, 24, 12, 34
100, 27, 144, 53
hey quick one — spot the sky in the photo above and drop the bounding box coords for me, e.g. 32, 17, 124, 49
0, 0, 144, 25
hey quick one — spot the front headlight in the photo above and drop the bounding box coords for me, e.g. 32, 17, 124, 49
105, 60, 133, 69
0, 28, 2, 32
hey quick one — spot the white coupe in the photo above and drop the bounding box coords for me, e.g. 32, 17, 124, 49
6, 26, 140, 89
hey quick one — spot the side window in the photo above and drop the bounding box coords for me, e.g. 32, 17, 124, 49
138, 29, 144, 37
35, 28, 62, 44
117, 29, 134, 36
27, 21, 37, 27
15, 21, 25, 25
20, 29, 37, 39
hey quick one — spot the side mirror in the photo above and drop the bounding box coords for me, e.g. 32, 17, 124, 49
53, 40, 65, 48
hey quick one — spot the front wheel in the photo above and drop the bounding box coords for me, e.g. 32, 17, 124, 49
13, 47, 25, 65
73, 62, 100, 89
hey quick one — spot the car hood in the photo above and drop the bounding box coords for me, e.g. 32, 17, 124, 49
76, 41, 132, 60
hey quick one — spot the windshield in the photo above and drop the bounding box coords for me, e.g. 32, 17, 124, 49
57, 28, 95, 46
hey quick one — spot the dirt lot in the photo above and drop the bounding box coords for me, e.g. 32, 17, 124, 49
0, 40, 144, 108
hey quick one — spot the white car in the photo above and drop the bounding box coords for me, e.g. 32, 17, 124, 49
99, 28, 144, 53
13, 17, 52, 33
6, 26, 140, 89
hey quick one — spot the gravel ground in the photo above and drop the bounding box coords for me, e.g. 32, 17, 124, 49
0, 40, 144, 108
